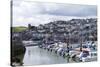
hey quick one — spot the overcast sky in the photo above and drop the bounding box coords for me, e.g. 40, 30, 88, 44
12, 0, 97, 27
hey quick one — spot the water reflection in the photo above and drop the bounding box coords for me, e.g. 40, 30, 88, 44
23, 46, 68, 65
28, 50, 31, 56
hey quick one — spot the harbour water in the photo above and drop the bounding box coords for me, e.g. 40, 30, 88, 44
23, 46, 68, 65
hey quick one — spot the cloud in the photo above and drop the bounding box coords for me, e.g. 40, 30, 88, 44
12, 1, 97, 26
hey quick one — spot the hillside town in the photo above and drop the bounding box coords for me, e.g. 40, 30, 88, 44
16, 18, 97, 45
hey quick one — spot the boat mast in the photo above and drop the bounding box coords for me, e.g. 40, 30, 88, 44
80, 23, 83, 52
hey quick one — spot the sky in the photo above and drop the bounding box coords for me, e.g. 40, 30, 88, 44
12, 0, 97, 27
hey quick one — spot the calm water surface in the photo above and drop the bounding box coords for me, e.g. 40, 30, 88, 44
23, 46, 68, 65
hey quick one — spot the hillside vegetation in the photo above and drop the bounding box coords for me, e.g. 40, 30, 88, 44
12, 26, 27, 32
